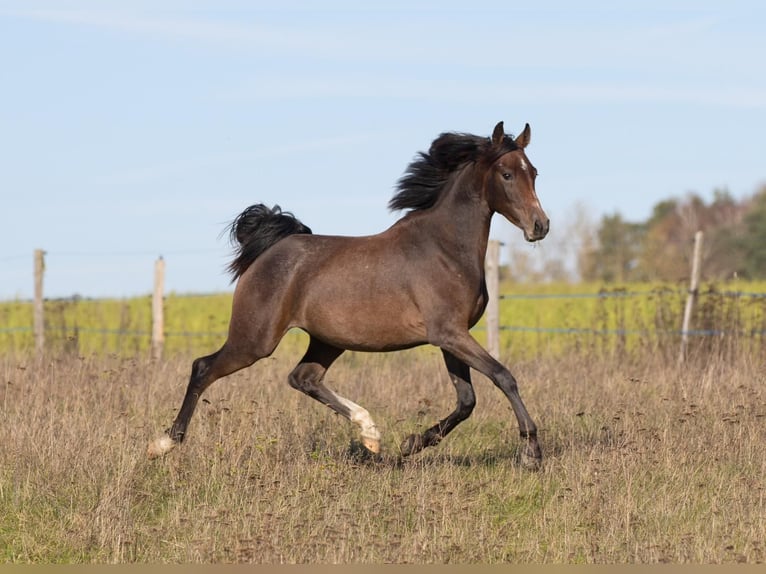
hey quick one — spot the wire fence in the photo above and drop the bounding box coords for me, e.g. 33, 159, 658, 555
2, 284, 765, 360
497, 288, 766, 337
488, 285, 766, 363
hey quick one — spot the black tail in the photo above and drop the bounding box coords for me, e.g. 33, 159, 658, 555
226, 204, 312, 280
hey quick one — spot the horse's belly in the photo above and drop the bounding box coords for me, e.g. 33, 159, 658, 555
298, 295, 427, 352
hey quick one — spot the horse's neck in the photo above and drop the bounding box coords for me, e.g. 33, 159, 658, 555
428, 165, 493, 273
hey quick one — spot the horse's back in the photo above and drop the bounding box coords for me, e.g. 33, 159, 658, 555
232, 231, 431, 351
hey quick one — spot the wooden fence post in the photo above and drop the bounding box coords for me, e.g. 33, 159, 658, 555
152, 256, 165, 360
485, 240, 501, 359
679, 230, 703, 364
33, 249, 45, 357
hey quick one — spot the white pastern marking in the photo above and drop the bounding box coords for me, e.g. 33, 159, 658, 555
333, 392, 381, 446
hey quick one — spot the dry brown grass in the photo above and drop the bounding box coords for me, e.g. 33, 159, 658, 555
1, 343, 765, 563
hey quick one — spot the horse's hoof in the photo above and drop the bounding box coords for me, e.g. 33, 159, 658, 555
361, 436, 380, 455
147, 435, 176, 459
519, 434, 543, 470
399, 434, 422, 457
520, 452, 543, 471
520, 439, 543, 471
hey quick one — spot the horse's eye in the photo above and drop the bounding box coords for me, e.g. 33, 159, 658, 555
502, 172, 513, 181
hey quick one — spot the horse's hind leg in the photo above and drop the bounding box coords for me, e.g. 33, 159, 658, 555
147, 343, 261, 458
399, 350, 476, 457
288, 337, 381, 454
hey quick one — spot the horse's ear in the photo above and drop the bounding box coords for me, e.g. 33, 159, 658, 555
491, 121, 505, 147
515, 123, 531, 149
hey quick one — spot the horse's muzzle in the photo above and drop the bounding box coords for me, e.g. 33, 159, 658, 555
526, 217, 550, 242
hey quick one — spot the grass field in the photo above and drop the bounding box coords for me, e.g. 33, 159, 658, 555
1, 343, 764, 563
1, 280, 764, 562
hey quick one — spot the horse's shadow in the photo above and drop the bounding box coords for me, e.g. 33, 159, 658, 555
340, 440, 533, 470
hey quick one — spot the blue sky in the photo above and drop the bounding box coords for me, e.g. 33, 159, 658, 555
1, 1, 764, 299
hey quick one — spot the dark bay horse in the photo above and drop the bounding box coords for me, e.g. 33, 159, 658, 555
148, 121, 550, 468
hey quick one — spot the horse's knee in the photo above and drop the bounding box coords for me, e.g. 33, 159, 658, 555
288, 363, 321, 393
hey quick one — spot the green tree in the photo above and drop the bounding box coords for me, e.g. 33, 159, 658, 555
740, 188, 766, 278
580, 213, 645, 282
637, 190, 747, 281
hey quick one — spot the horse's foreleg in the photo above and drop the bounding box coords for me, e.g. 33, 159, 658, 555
400, 350, 476, 457
436, 331, 542, 469
288, 338, 381, 454
147, 345, 258, 458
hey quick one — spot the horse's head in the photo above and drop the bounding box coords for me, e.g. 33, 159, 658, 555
484, 122, 549, 242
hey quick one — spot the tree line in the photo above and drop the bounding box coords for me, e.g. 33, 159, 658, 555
506, 185, 766, 283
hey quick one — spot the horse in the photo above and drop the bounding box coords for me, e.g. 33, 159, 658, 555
148, 121, 550, 468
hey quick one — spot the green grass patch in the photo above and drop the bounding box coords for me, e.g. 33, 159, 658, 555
2, 280, 765, 361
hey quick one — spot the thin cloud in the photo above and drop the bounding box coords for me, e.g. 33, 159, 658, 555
90, 132, 385, 187
215, 73, 766, 111
7, 8, 312, 50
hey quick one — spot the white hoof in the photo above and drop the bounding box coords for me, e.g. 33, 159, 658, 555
147, 435, 176, 459
361, 435, 381, 454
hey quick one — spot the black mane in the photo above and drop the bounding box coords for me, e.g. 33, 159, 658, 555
389, 130, 519, 212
